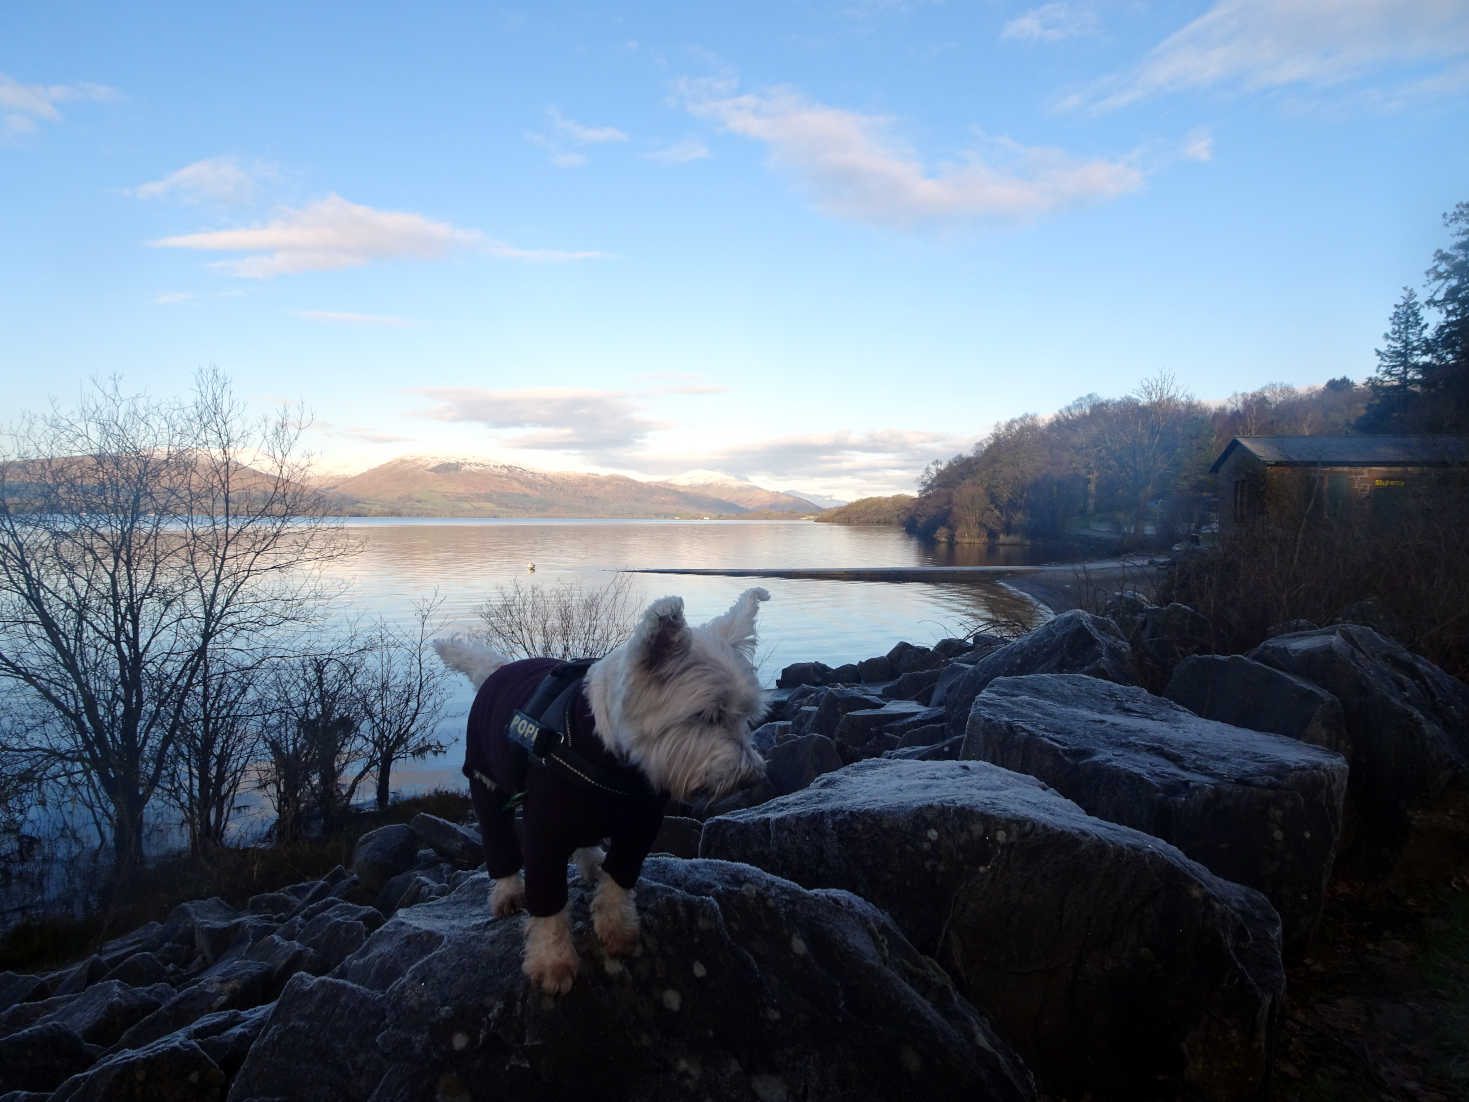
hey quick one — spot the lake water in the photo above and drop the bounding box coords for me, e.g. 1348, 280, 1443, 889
331, 518, 1053, 796
1, 517, 1062, 924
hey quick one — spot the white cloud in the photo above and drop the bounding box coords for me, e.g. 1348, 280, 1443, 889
708, 429, 967, 480
1182, 127, 1214, 162
132, 156, 268, 204
1, 73, 117, 137
550, 151, 588, 168
1063, 0, 1469, 113
149, 194, 603, 277
547, 107, 628, 143
1001, 3, 1099, 43
296, 310, 411, 326
154, 292, 194, 305
678, 81, 1144, 227
413, 387, 663, 459
645, 139, 712, 164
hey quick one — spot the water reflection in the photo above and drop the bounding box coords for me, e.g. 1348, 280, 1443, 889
324, 519, 1048, 796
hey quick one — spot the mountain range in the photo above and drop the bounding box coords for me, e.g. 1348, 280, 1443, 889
321, 456, 827, 518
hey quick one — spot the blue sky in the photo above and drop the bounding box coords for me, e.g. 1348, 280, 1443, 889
4, 1, 1467, 501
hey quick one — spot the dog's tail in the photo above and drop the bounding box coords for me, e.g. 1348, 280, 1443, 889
432, 635, 513, 690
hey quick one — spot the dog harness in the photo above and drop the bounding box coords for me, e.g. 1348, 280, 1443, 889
506, 659, 657, 802
463, 656, 669, 917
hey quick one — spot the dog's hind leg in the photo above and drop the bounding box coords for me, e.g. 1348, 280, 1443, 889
572, 845, 605, 883
490, 874, 525, 917
524, 911, 579, 994
591, 876, 640, 957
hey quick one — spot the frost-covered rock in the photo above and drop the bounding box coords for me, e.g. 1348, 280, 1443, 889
350, 825, 419, 894
1165, 654, 1351, 758
227, 860, 1035, 1102
942, 610, 1137, 738
701, 758, 1283, 1101
963, 674, 1348, 953
1250, 624, 1469, 850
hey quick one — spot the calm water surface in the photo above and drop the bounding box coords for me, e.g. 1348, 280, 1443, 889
330, 518, 1052, 795
2, 518, 1060, 921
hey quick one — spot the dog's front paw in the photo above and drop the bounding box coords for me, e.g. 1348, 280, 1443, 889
592, 880, 640, 957
525, 949, 579, 994
490, 874, 525, 917
524, 914, 579, 994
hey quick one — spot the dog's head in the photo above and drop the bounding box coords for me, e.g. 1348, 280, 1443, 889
585, 587, 770, 803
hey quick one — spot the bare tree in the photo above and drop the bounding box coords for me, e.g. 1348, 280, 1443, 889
475, 575, 640, 660
0, 369, 352, 878
258, 639, 367, 841
350, 595, 451, 810
1096, 372, 1205, 540
161, 651, 266, 855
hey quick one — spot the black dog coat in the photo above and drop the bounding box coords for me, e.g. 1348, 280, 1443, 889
463, 657, 666, 917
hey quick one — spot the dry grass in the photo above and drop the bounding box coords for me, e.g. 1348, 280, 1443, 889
1159, 487, 1469, 681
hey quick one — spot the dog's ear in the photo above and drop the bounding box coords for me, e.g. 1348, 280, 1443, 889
630, 595, 691, 671
703, 587, 769, 661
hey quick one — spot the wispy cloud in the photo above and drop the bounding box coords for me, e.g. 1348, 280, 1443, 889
645, 138, 711, 164
150, 194, 604, 277
413, 386, 663, 460
547, 106, 628, 143
131, 156, 271, 204
413, 382, 958, 492
1062, 0, 1469, 113
295, 309, 412, 326
626, 428, 968, 497
678, 80, 1144, 227
526, 107, 629, 167
1001, 3, 1099, 43
1, 72, 117, 137
1182, 127, 1214, 162
154, 291, 194, 305
706, 429, 967, 480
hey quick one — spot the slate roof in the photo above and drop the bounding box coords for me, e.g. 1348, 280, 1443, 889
1210, 435, 1469, 473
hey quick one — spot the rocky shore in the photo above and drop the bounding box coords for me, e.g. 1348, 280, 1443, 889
1, 600, 1466, 1100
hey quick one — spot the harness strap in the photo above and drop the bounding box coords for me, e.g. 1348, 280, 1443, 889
507, 659, 653, 800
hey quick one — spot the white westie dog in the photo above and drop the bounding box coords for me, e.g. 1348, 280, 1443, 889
434, 587, 770, 994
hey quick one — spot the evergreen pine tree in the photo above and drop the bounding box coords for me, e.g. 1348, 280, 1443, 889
1358, 287, 1429, 432
1422, 202, 1469, 432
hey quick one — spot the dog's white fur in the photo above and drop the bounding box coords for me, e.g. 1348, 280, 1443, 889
434, 587, 770, 993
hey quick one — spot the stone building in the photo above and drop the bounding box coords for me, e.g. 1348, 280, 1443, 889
1210, 435, 1469, 536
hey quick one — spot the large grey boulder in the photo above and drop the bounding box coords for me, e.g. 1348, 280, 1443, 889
350, 824, 419, 894
0, 980, 174, 1047
50, 1033, 226, 1102
0, 972, 50, 1013
1165, 654, 1351, 758
792, 687, 886, 740
963, 674, 1348, 953
701, 759, 1283, 1102
943, 610, 1137, 738
407, 812, 482, 868
1129, 601, 1213, 690
765, 732, 844, 795
776, 660, 832, 688
115, 961, 277, 1052
833, 700, 932, 761
1249, 625, 1469, 845
0, 1021, 101, 1093
228, 859, 1035, 1102
886, 640, 942, 675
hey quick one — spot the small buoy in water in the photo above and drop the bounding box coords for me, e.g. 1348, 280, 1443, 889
528, 562, 536, 573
